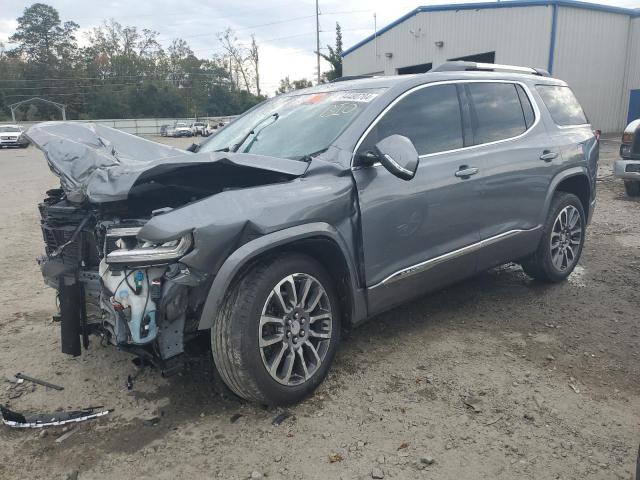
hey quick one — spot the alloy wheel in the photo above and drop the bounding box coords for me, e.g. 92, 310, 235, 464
259, 273, 333, 386
549, 205, 582, 271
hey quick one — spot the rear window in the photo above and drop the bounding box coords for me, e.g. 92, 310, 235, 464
467, 83, 528, 144
536, 85, 587, 126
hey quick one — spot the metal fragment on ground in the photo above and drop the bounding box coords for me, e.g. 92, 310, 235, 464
271, 411, 292, 426
0, 405, 111, 428
15, 372, 64, 390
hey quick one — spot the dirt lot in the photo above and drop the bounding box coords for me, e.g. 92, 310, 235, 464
0, 135, 638, 480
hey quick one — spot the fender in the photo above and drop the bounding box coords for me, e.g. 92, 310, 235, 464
197, 222, 367, 330
540, 166, 591, 225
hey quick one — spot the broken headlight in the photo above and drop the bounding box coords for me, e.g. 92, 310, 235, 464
106, 228, 193, 266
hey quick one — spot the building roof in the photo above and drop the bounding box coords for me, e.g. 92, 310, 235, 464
342, 0, 640, 57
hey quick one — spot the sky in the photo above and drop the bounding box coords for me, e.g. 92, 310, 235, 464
1, 0, 639, 95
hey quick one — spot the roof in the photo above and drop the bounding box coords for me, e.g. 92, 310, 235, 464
283, 69, 564, 97
342, 0, 640, 57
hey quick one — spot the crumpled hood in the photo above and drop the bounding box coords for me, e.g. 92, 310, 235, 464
27, 122, 309, 203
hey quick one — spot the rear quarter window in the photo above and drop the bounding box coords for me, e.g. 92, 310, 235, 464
536, 85, 588, 126
466, 82, 528, 144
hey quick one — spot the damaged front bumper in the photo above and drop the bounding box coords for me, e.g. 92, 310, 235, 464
38, 189, 207, 364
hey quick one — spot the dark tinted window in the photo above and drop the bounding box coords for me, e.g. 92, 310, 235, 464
467, 83, 527, 144
536, 85, 588, 126
516, 85, 535, 128
360, 84, 463, 156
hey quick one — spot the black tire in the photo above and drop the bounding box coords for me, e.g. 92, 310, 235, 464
624, 180, 640, 197
211, 253, 341, 405
521, 192, 585, 283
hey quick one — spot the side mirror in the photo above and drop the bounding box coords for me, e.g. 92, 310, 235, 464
374, 134, 419, 180
186, 143, 199, 153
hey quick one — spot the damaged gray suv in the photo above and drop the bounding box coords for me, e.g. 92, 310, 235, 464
31, 62, 598, 405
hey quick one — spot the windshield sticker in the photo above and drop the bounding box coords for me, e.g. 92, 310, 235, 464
331, 91, 379, 103
305, 93, 329, 104
320, 102, 358, 117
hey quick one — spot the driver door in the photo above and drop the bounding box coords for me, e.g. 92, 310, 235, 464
352, 83, 484, 315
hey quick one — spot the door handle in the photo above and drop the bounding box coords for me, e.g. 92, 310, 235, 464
540, 150, 558, 162
455, 166, 479, 178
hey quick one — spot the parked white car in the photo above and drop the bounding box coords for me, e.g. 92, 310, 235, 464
204, 122, 227, 137
190, 122, 207, 136
0, 124, 29, 148
172, 123, 192, 138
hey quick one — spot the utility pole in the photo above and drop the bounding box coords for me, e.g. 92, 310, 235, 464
316, 0, 321, 84
374, 13, 377, 59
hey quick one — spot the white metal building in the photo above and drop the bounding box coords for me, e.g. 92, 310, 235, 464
342, 0, 640, 132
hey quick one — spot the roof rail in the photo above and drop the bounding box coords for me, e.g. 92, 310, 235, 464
330, 74, 374, 83
431, 61, 550, 77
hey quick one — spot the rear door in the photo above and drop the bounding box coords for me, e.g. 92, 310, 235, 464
461, 81, 556, 270
352, 82, 484, 314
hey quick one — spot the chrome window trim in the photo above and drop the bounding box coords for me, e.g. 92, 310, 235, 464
350, 79, 541, 168
368, 227, 541, 289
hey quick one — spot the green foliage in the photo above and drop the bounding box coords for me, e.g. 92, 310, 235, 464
276, 76, 313, 95
1, 3, 264, 121
320, 23, 343, 82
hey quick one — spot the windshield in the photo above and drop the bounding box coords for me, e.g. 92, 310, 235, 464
0, 126, 21, 133
199, 89, 384, 159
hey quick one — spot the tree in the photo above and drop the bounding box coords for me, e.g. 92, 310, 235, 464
9, 3, 79, 71
249, 35, 260, 97
218, 28, 251, 92
320, 23, 343, 82
0, 4, 264, 121
276, 76, 312, 95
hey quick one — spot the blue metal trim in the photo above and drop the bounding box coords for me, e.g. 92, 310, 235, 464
548, 3, 558, 74
342, 0, 640, 57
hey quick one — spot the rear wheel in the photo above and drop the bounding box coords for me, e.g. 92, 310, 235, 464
521, 192, 585, 282
624, 180, 640, 197
211, 253, 340, 405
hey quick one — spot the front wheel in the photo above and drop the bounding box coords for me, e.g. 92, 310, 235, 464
624, 180, 640, 197
521, 192, 585, 282
211, 253, 340, 405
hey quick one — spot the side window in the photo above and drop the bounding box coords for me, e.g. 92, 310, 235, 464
516, 85, 535, 129
536, 85, 588, 126
467, 83, 528, 144
358, 84, 463, 157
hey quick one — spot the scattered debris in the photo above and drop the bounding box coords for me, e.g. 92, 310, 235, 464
15, 373, 64, 391
250, 471, 263, 479
569, 383, 581, 394
230, 413, 243, 423
398, 441, 410, 450
463, 395, 483, 413
329, 451, 345, 463
371, 466, 385, 479
419, 456, 435, 465
1, 405, 111, 428
533, 394, 545, 410
55, 429, 76, 443
65, 470, 79, 480
485, 415, 504, 426
545, 354, 556, 361
142, 417, 161, 427
126, 375, 134, 390
271, 411, 292, 426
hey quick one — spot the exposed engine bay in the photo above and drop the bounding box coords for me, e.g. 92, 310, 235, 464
39, 187, 204, 369
31, 122, 310, 370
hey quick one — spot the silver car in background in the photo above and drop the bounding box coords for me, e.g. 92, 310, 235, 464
0, 124, 29, 148
614, 119, 640, 196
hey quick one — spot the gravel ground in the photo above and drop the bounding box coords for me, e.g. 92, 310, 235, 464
0, 135, 638, 480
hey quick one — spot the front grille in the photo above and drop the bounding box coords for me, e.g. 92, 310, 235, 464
625, 164, 640, 173
39, 196, 99, 268
41, 224, 81, 266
